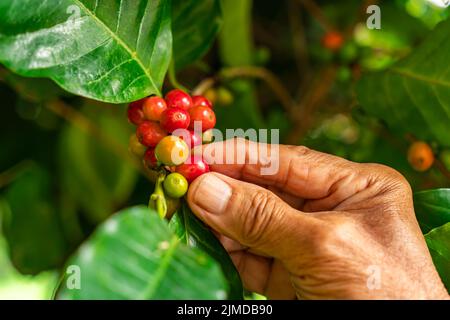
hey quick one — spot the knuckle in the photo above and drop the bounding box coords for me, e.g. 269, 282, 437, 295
366, 163, 412, 195
240, 190, 280, 246
288, 145, 310, 157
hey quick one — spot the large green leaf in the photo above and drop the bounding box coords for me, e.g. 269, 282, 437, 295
1, 164, 67, 274
0, 0, 172, 103
356, 18, 450, 147
414, 188, 450, 233
59, 103, 138, 224
170, 202, 243, 299
172, 0, 222, 70
57, 206, 227, 299
425, 223, 450, 291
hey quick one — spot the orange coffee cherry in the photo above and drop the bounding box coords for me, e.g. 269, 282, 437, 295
407, 141, 434, 172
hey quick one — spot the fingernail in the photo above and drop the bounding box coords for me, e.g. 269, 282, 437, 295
193, 175, 232, 214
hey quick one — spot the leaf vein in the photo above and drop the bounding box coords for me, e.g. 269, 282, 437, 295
391, 68, 450, 88
72, 0, 160, 95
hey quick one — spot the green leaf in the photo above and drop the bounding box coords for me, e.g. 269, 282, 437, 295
425, 223, 450, 291
172, 0, 222, 70
356, 19, 450, 147
219, 0, 254, 67
57, 206, 227, 299
414, 188, 450, 233
170, 202, 243, 299
217, 0, 264, 130
1, 164, 66, 274
0, 0, 172, 103
59, 103, 138, 224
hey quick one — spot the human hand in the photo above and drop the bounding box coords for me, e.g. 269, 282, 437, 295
187, 139, 449, 299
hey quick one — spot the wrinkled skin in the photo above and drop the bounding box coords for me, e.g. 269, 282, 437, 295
187, 139, 449, 299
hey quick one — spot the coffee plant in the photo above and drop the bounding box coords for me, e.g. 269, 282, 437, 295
0, 0, 448, 299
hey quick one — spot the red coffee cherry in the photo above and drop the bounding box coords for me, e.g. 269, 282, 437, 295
136, 121, 167, 147
165, 89, 193, 110
322, 31, 344, 51
143, 96, 167, 122
127, 99, 146, 125
192, 95, 213, 109
143, 148, 158, 169
188, 106, 216, 132
160, 107, 190, 133
175, 156, 210, 183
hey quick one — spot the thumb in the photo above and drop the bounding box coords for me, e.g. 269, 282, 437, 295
187, 172, 311, 259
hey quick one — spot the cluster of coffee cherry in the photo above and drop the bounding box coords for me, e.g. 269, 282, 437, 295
127, 89, 216, 202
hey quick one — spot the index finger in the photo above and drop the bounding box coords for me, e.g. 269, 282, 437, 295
196, 138, 362, 200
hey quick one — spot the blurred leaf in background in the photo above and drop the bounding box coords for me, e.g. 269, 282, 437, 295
59, 102, 138, 225
172, 0, 222, 70
357, 18, 450, 147
1, 164, 66, 274
0, 232, 57, 300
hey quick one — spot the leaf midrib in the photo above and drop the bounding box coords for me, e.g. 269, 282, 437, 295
391, 67, 450, 88
73, 0, 160, 95
139, 236, 179, 299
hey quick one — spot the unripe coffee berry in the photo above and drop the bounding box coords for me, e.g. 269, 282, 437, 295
136, 121, 167, 147
176, 156, 210, 183
216, 87, 233, 106
189, 106, 216, 132
127, 99, 146, 125
160, 107, 190, 133
155, 136, 189, 166
163, 173, 188, 198
202, 129, 214, 144
143, 96, 167, 122
407, 141, 434, 172
128, 134, 147, 157
204, 88, 217, 105
143, 148, 158, 169
165, 89, 193, 110
192, 95, 213, 109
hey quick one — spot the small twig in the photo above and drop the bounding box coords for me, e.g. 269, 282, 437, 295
192, 78, 216, 96
286, 66, 337, 144
297, 0, 333, 32
168, 60, 189, 92
288, 0, 310, 92
0, 160, 33, 189
219, 67, 297, 115
192, 66, 297, 117
435, 158, 450, 181
45, 100, 156, 182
